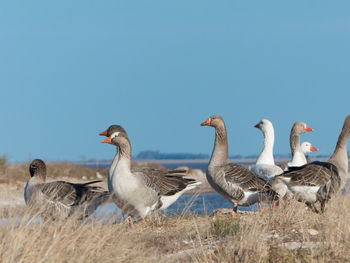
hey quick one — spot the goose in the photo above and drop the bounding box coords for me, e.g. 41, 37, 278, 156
251, 119, 283, 182
101, 127, 201, 219
24, 159, 110, 220
271, 122, 314, 201
201, 115, 278, 213
277, 115, 350, 213
277, 142, 318, 171
286, 122, 314, 169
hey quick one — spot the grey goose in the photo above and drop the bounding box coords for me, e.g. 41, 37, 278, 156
101, 126, 201, 219
24, 159, 110, 220
201, 115, 278, 213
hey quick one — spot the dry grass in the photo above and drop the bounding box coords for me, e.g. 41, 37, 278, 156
0, 194, 350, 263
1, 161, 350, 262
0, 161, 168, 187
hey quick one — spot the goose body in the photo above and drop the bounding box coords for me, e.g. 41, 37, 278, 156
201, 116, 278, 212
24, 159, 109, 220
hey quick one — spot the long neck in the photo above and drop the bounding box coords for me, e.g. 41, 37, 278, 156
116, 140, 132, 170
256, 127, 275, 165
329, 124, 350, 172
108, 148, 120, 191
289, 131, 307, 165
290, 130, 301, 156
28, 173, 46, 185
209, 124, 229, 167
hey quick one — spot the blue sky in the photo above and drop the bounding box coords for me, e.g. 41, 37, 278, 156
0, 1, 349, 162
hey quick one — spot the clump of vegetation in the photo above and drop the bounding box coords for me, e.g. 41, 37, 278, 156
0, 155, 8, 168
209, 216, 240, 237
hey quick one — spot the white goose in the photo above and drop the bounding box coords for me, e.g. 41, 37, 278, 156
251, 119, 283, 182
278, 141, 319, 171
288, 142, 318, 168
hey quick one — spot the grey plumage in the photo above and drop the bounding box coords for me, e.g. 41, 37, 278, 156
202, 115, 278, 210
278, 115, 350, 213
101, 125, 201, 217
24, 159, 110, 220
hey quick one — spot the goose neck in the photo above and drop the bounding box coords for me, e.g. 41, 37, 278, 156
290, 133, 301, 156
29, 174, 45, 185
256, 127, 275, 165
116, 140, 132, 168
329, 124, 350, 167
209, 124, 229, 167
108, 148, 120, 191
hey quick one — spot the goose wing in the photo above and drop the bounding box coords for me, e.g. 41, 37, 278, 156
215, 163, 276, 201
282, 161, 338, 187
39, 180, 107, 207
133, 167, 196, 196
223, 163, 272, 191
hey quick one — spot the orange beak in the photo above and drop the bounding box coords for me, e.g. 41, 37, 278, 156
201, 118, 211, 126
254, 123, 260, 128
305, 125, 314, 132
101, 137, 112, 144
99, 130, 108, 136
310, 145, 318, 152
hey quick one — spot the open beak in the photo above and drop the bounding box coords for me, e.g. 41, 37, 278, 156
305, 125, 314, 132
310, 145, 318, 152
99, 130, 108, 136
254, 123, 260, 128
201, 118, 211, 126
102, 137, 112, 144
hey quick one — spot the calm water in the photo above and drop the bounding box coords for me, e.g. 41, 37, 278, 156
91, 192, 258, 223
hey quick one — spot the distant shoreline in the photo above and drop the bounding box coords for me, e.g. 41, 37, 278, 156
78, 157, 328, 170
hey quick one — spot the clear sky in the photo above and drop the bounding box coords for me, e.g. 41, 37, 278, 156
1, 1, 350, 162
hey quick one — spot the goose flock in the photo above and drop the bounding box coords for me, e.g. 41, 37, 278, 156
23, 114, 350, 221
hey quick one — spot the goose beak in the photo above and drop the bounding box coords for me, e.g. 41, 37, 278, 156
102, 137, 112, 144
254, 123, 260, 128
310, 145, 318, 152
99, 130, 108, 136
305, 125, 314, 132
201, 118, 211, 126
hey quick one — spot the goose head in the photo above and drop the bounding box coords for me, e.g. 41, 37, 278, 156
201, 115, 225, 128
292, 122, 314, 135
101, 130, 130, 148
29, 159, 46, 182
301, 142, 319, 154
99, 125, 126, 137
254, 119, 273, 134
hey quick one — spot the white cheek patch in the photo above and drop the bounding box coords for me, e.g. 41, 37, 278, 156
111, 132, 120, 139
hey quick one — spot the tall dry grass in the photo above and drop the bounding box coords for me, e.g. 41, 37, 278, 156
0, 193, 350, 262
